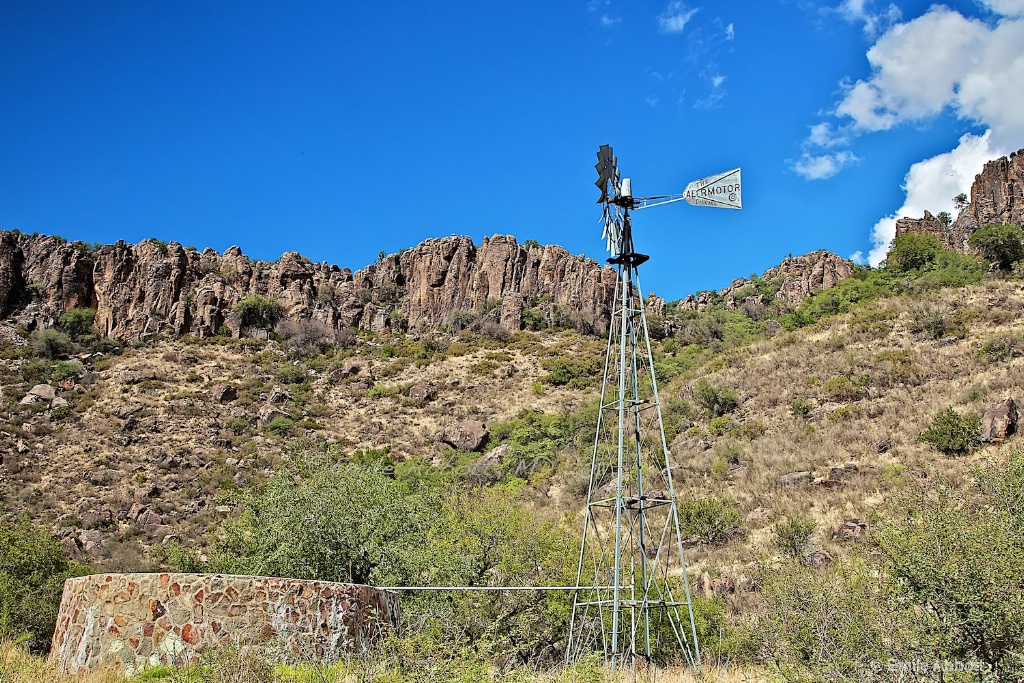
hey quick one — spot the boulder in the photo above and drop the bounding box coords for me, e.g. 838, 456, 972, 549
257, 405, 291, 430
833, 518, 868, 542
209, 384, 237, 403
27, 384, 56, 401
981, 397, 1018, 442
408, 382, 438, 402
440, 420, 489, 452
777, 471, 811, 487
267, 386, 291, 404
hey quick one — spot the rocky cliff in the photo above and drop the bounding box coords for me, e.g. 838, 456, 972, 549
896, 148, 1024, 251
677, 250, 854, 312
0, 232, 617, 339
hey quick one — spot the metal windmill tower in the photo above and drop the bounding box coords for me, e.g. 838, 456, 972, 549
566, 146, 742, 671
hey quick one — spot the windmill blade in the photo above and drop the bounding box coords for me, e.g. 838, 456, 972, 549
595, 145, 620, 203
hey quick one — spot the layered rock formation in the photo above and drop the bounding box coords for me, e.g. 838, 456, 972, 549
896, 148, 1024, 251
0, 233, 616, 339
677, 250, 854, 312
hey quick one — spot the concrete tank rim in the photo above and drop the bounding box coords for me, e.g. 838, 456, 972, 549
62, 571, 398, 595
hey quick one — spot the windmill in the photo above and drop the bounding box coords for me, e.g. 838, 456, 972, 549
566, 145, 742, 671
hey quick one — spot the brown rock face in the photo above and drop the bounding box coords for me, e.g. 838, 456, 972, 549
981, 397, 1018, 443
678, 250, 854, 311
440, 420, 489, 452
0, 232, 616, 340
896, 148, 1024, 252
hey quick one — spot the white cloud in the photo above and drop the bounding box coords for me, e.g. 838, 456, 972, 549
725, 23, 735, 40
865, 131, 1003, 265
807, 122, 849, 148
659, 1, 699, 33
839, 0, 902, 37
981, 0, 1024, 17
600, 14, 621, 27
836, 7, 1024, 149
793, 150, 859, 180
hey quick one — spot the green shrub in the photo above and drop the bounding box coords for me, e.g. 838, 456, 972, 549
265, 416, 295, 436
677, 497, 742, 544
886, 232, 944, 272
772, 513, 817, 559
275, 364, 307, 384
30, 329, 73, 360
540, 355, 600, 388
918, 406, 981, 455
789, 397, 812, 418
969, 223, 1024, 270
908, 303, 967, 339
367, 384, 399, 399
693, 379, 739, 418
0, 520, 90, 652
50, 360, 83, 382
58, 307, 96, 341
709, 416, 732, 435
233, 295, 284, 330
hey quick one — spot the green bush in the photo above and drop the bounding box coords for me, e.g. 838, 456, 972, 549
58, 307, 96, 341
677, 497, 742, 544
540, 355, 600, 388
886, 232, 944, 272
693, 379, 739, 418
789, 397, 813, 418
30, 329, 73, 360
50, 360, 83, 382
878, 450, 1024, 679
918, 406, 981, 455
772, 513, 817, 559
969, 223, 1024, 270
0, 520, 90, 652
265, 416, 295, 436
233, 295, 284, 330
274, 364, 307, 384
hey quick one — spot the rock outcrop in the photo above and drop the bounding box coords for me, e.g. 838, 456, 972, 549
0, 233, 616, 339
896, 148, 1024, 252
677, 250, 854, 312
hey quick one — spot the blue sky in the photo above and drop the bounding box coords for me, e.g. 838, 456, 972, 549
2, 1, 1022, 299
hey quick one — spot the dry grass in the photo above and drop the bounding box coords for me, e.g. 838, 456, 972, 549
0, 640, 768, 683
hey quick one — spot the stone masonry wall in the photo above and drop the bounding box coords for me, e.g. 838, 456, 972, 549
50, 573, 399, 675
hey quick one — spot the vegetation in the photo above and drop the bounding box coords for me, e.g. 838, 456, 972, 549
969, 223, 1024, 270
58, 307, 97, 341
0, 519, 90, 652
918, 406, 981, 455
233, 296, 284, 330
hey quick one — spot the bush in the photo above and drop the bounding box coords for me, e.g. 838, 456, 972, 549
789, 397, 813, 418
58, 307, 96, 341
0, 520, 90, 652
29, 329, 73, 360
886, 232, 944, 272
877, 450, 1024, 679
969, 223, 1024, 270
677, 497, 742, 544
274, 364, 308, 384
693, 379, 739, 418
265, 416, 295, 436
540, 355, 600, 388
233, 295, 284, 330
918, 406, 981, 455
772, 513, 817, 559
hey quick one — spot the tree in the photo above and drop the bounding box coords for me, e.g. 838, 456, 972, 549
968, 223, 1024, 271
232, 295, 284, 330
936, 211, 952, 226
0, 520, 90, 652
885, 232, 944, 272
954, 192, 969, 211
58, 307, 96, 341
918, 406, 981, 455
